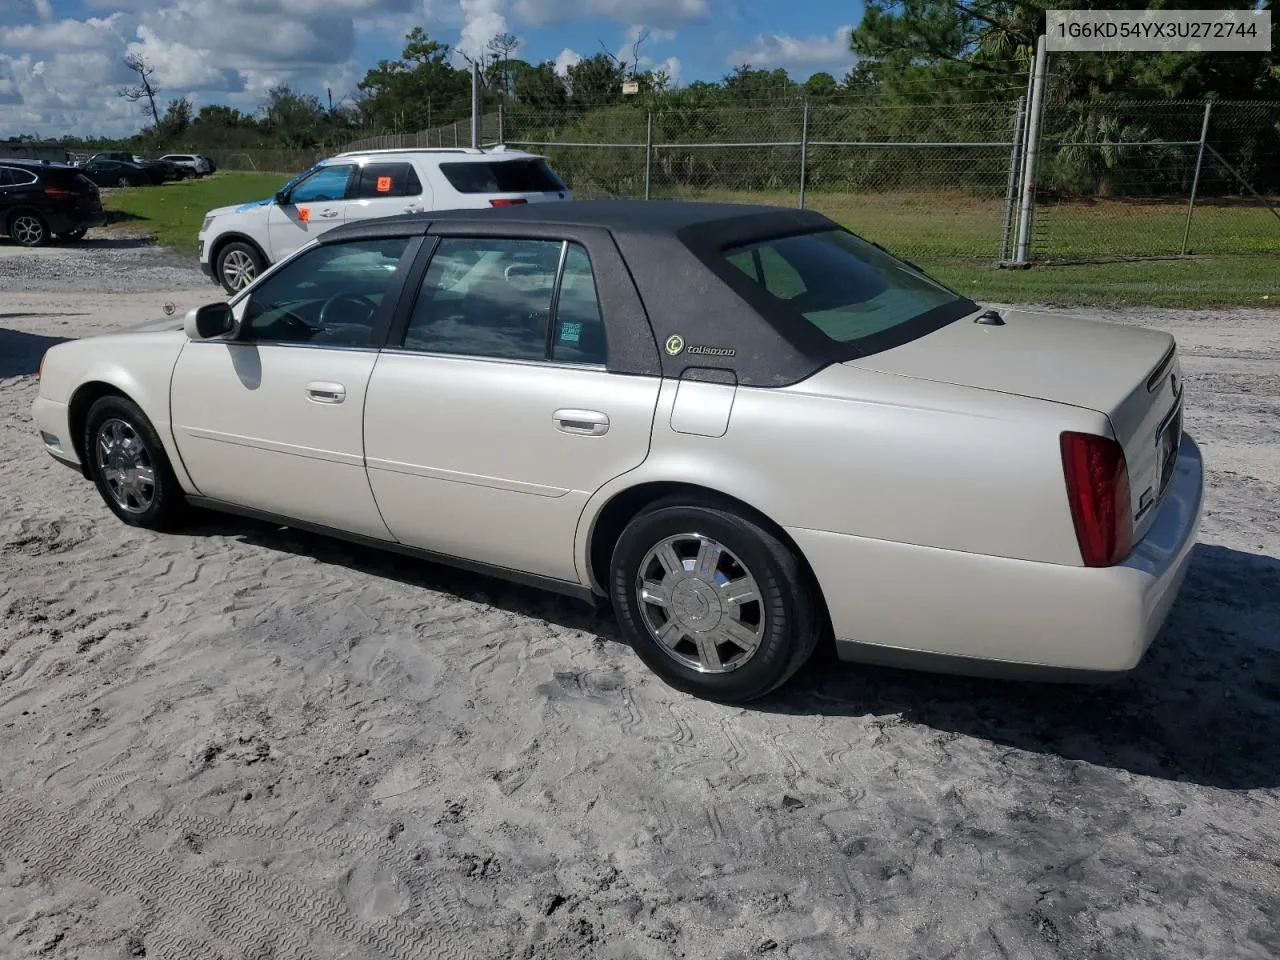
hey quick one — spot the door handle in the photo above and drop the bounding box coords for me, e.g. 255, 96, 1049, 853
554, 409, 609, 436
307, 381, 346, 403
404, 204, 423, 214
317, 209, 340, 219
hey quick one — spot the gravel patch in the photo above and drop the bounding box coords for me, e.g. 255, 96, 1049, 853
0, 235, 209, 295
1, 248, 1278, 959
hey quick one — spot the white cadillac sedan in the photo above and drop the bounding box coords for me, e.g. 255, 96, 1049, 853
31, 201, 1204, 703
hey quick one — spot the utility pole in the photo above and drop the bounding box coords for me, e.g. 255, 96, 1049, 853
471, 60, 480, 148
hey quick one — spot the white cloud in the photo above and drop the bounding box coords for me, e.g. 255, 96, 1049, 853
31, 0, 54, 22
728, 25, 855, 72
553, 47, 581, 78
0, 15, 126, 51
455, 0, 509, 61
514, 0, 707, 28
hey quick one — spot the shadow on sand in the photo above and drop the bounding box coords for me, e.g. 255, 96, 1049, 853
182, 512, 1280, 791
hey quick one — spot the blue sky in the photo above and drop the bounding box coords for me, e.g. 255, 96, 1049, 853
0, 0, 862, 138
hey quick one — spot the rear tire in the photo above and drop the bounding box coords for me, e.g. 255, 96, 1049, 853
610, 497, 821, 703
83, 395, 188, 531
9, 211, 48, 247
216, 241, 265, 295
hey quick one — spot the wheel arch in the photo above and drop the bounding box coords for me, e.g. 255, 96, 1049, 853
67, 380, 133, 478
208, 231, 268, 275
582, 479, 833, 638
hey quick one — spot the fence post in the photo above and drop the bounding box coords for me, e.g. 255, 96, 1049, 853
453, 122, 459, 147
644, 110, 653, 201
498, 102, 505, 146
470, 61, 480, 148
1180, 100, 1212, 255
1014, 34, 1048, 266
799, 100, 810, 210
1000, 96, 1028, 262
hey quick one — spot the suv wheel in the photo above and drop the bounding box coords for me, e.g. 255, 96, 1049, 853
217, 242, 265, 295
9, 211, 48, 247
610, 497, 822, 703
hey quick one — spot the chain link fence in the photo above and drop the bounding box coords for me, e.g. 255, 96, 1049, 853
491, 95, 1278, 268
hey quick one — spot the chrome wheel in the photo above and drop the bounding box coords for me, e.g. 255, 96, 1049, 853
12, 215, 44, 246
95, 418, 156, 514
221, 249, 257, 291
635, 533, 766, 674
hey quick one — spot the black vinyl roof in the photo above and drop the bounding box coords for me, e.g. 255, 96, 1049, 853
319, 199, 969, 387
323, 198, 834, 245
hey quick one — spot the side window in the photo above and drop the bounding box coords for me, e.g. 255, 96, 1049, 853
288, 165, 356, 204
551, 244, 606, 365
354, 163, 423, 199
404, 237, 562, 361
0, 168, 14, 187
240, 238, 410, 347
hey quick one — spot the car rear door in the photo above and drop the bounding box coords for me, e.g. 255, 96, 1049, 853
362, 228, 660, 583
347, 161, 432, 224
170, 234, 422, 539
266, 163, 356, 262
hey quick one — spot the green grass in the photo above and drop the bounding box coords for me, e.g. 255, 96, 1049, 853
104, 173, 1280, 308
104, 171, 288, 255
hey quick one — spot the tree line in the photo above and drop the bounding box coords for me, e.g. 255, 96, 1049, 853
45, 0, 1280, 197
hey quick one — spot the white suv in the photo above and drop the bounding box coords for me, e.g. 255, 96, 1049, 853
159, 154, 212, 177
198, 146, 573, 294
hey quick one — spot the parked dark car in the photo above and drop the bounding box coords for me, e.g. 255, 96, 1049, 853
0, 159, 105, 247
138, 158, 189, 183
78, 158, 152, 188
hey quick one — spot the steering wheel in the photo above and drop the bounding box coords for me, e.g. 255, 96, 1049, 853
318, 292, 378, 329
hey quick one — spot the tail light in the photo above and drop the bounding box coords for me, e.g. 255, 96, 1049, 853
44, 186, 77, 198
1060, 431, 1133, 567
489, 198, 527, 207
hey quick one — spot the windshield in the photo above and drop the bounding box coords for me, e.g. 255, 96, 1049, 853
722, 229, 971, 349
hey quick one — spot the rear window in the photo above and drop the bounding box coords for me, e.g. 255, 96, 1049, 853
722, 229, 971, 349
438, 159, 566, 194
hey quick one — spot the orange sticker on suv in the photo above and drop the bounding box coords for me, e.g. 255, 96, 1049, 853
376, 176, 393, 193
297, 206, 310, 222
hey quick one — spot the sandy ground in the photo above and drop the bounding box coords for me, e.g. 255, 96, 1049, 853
1, 239, 1279, 960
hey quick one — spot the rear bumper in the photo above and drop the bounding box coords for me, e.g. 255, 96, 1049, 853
46, 209, 105, 233
789, 434, 1205, 679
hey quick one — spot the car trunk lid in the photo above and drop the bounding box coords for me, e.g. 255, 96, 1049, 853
845, 307, 1185, 542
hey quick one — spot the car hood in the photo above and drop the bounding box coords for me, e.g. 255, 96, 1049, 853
207, 197, 274, 218
844, 306, 1173, 417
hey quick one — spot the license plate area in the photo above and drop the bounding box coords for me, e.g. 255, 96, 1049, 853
1155, 399, 1183, 498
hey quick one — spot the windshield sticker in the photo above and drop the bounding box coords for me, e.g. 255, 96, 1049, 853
559, 321, 581, 344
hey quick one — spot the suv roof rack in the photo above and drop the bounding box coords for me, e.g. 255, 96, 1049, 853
331, 147, 484, 159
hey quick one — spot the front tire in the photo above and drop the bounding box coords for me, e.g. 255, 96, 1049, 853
610, 498, 821, 703
216, 241, 265, 295
84, 395, 188, 530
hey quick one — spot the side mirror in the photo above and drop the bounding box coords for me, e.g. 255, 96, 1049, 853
184, 302, 235, 340
275, 189, 289, 205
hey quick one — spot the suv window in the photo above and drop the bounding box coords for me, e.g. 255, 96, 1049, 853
353, 162, 423, 199
438, 159, 566, 194
288, 164, 356, 204
240, 238, 410, 347
0, 167, 38, 187
403, 237, 604, 364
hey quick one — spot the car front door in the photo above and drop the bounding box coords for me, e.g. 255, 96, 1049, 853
266, 163, 356, 262
170, 234, 421, 539
362, 233, 662, 583
347, 161, 431, 225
